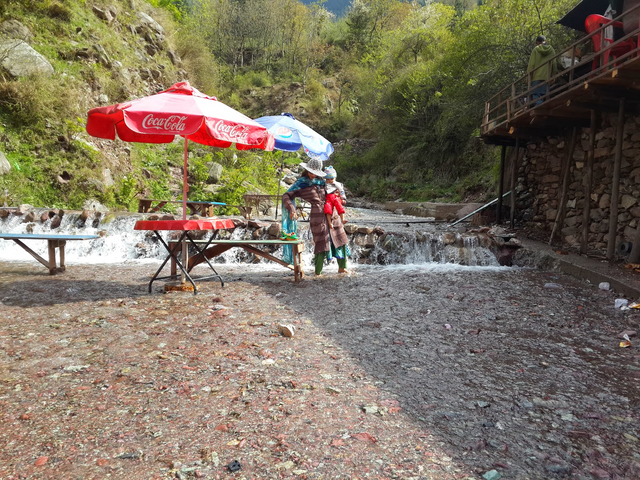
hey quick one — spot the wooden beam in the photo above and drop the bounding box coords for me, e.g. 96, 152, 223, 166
607, 99, 625, 261
581, 110, 597, 255
528, 114, 591, 128
480, 136, 518, 147
585, 83, 640, 102
565, 99, 627, 113
550, 127, 578, 244
497, 145, 506, 224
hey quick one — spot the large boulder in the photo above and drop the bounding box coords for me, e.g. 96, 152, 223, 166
0, 151, 10, 175
136, 12, 165, 35
0, 40, 54, 78
206, 162, 223, 184
83, 199, 109, 213
0, 20, 32, 40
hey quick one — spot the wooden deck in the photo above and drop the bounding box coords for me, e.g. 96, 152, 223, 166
482, 6, 640, 145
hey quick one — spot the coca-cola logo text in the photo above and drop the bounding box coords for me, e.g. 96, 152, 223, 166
212, 120, 251, 142
141, 114, 188, 132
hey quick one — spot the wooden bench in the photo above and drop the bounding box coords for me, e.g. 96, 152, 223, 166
241, 194, 281, 219
168, 239, 305, 281
138, 199, 226, 217
241, 194, 310, 220
0, 233, 99, 275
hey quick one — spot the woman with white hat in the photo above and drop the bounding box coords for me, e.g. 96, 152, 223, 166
281, 158, 350, 275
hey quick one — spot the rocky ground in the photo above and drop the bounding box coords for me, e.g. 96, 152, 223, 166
0, 249, 639, 479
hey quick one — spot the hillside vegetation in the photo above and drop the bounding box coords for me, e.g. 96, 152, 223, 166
0, 0, 579, 211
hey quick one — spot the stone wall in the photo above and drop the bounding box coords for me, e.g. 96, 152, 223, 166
518, 112, 640, 254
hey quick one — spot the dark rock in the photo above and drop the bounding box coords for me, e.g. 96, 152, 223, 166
92, 6, 114, 23
50, 215, 62, 229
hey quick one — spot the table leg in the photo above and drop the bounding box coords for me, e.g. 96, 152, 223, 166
149, 232, 198, 294
184, 232, 224, 287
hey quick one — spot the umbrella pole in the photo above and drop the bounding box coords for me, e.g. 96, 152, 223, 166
182, 138, 189, 284
275, 158, 284, 221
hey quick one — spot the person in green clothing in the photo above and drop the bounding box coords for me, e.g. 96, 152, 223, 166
528, 35, 557, 105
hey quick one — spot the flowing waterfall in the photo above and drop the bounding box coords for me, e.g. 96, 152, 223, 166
0, 209, 503, 269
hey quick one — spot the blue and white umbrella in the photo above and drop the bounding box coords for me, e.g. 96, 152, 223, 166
253, 113, 333, 220
253, 113, 333, 160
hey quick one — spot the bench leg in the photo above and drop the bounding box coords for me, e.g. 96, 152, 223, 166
59, 242, 66, 272
47, 240, 66, 274
48, 241, 57, 275
292, 243, 304, 281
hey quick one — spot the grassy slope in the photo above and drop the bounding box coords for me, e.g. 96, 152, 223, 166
0, 0, 281, 213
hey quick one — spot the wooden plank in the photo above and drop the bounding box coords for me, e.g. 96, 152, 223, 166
581, 110, 597, 255
193, 239, 304, 245
11, 239, 50, 269
0, 235, 97, 275
510, 138, 520, 229
550, 127, 578, 244
173, 239, 306, 280
241, 245, 294, 270
496, 145, 506, 224
607, 99, 625, 261
0, 233, 98, 241
149, 201, 168, 213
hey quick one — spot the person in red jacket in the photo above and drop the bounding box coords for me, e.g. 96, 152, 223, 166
323, 166, 347, 228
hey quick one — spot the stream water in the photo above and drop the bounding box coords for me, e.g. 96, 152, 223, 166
0, 207, 503, 277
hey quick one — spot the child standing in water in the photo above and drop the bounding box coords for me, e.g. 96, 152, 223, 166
323, 166, 347, 228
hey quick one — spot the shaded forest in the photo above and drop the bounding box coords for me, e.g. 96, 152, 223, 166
162, 0, 578, 201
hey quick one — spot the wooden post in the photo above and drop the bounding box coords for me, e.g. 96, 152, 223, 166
607, 99, 625, 261
483, 101, 490, 132
581, 110, 597, 254
510, 138, 520, 229
550, 127, 578, 244
48, 241, 57, 275
497, 145, 506, 224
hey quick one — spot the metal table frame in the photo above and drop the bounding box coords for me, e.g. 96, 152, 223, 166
134, 219, 235, 295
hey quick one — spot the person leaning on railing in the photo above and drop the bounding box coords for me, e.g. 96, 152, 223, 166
527, 35, 558, 106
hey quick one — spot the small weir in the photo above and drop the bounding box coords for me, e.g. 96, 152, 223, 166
0, 208, 515, 270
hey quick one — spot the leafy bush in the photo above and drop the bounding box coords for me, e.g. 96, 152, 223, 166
46, 2, 72, 21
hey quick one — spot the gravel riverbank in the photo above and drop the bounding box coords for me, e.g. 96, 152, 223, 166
1, 258, 639, 479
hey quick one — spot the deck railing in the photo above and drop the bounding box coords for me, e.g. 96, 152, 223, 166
482, 4, 640, 135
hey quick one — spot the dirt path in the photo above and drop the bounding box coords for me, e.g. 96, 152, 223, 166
0, 261, 638, 479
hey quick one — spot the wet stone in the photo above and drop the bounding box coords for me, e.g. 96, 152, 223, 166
482, 469, 502, 480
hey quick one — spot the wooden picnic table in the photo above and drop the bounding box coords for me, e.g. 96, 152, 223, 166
241, 194, 281, 219
169, 239, 306, 281
0, 233, 99, 275
138, 199, 226, 217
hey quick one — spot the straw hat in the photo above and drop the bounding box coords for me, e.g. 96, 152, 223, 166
299, 158, 326, 177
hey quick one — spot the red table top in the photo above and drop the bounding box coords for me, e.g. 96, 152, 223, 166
134, 219, 235, 231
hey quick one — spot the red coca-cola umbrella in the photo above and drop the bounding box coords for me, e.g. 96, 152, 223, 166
86, 81, 274, 219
